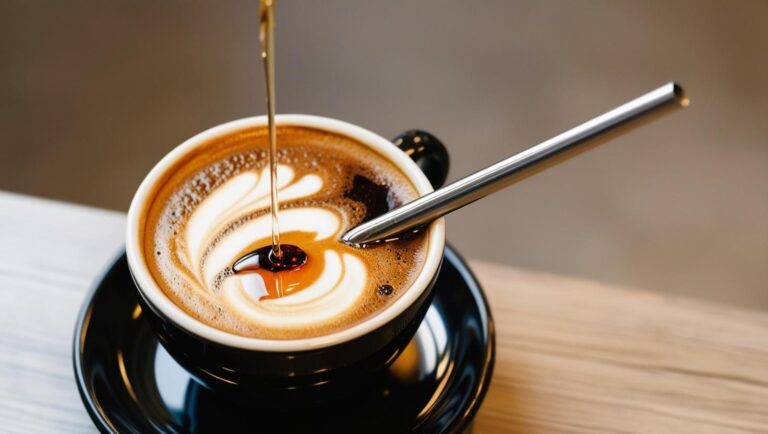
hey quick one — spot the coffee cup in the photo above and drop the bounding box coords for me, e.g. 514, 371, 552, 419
126, 115, 448, 400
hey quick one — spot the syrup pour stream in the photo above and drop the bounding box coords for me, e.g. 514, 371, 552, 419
237, 0, 308, 281
225, 0, 309, 302
259, 0, 281, 260
234, 1, 401, 300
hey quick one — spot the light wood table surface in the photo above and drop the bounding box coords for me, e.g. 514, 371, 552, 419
1, 191, 767, 433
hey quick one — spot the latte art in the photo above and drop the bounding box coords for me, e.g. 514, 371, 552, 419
143, 126, 429, 339
190, 167, 367, 330
187, 165, 325, 285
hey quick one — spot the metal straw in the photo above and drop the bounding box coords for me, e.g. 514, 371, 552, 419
342, 82, 689, 246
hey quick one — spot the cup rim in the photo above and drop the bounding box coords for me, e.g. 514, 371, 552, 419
126, 114, 445, 352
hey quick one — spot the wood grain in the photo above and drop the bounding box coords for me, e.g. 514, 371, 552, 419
0, 192, 124, 433
1, 191, 767, 433
471, 262, 768, 433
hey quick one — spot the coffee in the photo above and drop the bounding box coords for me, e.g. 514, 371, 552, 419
141, 126, 429, 339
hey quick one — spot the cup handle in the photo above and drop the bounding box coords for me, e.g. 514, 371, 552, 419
392, 130, 450, 189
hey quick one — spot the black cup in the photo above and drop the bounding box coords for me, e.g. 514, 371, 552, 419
127, 117, 449, 403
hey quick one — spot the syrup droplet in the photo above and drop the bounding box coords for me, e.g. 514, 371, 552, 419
377, 284, 394, 297
233, 244, 307, 273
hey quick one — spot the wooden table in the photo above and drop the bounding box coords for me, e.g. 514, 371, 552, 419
1, 191, 767, 433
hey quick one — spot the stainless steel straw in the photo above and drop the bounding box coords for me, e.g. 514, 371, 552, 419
342, 82, 689, 246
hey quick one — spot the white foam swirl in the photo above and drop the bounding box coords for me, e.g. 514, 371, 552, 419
179, 165, 368, 331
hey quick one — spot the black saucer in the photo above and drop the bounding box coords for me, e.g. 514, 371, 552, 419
73, 245, 495, 433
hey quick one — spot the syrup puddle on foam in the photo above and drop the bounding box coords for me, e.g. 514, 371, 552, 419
178, 165, 370, 331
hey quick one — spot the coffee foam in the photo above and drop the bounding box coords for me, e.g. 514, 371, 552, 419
143, 126, 428, 339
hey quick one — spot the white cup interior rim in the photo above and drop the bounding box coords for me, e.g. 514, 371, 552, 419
125, 114, 446, 352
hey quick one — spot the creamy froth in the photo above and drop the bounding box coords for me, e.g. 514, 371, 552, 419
143, 126, 428, 339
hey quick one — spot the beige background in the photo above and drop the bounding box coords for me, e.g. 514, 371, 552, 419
1, 1, 766, 308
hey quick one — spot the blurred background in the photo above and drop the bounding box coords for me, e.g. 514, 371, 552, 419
1, 1, 766, 308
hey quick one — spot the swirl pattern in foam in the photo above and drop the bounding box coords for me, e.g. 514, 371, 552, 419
142, 126, 428, 339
